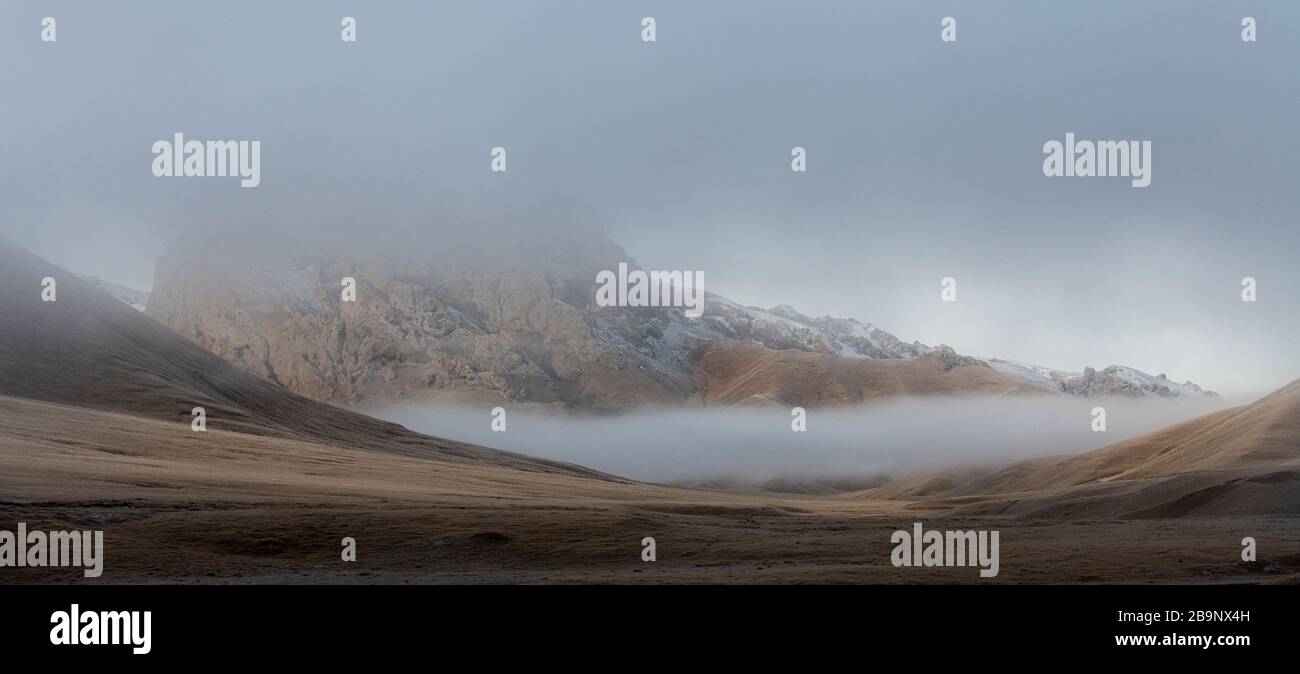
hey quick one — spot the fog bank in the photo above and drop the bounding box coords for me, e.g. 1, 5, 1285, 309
372, 396, 1228, 484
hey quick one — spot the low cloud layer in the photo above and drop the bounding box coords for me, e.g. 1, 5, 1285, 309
373, 396, 1229, 484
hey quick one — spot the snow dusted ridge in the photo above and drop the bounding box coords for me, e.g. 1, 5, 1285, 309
988, 359, 1217, 399
632, 297, 1212, 399
594, 292, 939, 388
696, 296, 933, 360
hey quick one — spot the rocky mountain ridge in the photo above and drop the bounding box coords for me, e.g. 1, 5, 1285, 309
141, 229, 1214, 409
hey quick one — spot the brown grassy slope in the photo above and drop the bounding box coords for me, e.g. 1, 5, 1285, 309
0, 237, 599, 477
998, 379, 1300, 491
0, 394, 710, 507
860, 381, 1300, 519
691, 342, 1044, 407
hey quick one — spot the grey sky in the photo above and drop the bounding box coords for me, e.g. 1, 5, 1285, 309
2, 1, 1296, 397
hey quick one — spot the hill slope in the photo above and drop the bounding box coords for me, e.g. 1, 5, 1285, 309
862, 380, 1300, 518
0, 237, 600, 477
994, 379, 1300, 490
693, 342, 1043, 407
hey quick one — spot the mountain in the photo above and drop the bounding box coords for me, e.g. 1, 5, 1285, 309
142, 227, 1212, 410
0, 236, 599, 476
989, 359, 1217, 398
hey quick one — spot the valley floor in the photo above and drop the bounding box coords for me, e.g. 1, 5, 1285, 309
5, 503, 1298, 585
2, 395, 1297, 585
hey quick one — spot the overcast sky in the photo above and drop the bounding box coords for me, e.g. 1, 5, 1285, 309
2, 1, 1296, 397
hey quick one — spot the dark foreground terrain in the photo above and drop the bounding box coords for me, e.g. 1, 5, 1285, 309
3, 394, 1297, 585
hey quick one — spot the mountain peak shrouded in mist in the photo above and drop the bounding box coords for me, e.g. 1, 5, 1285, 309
138, 228, 1216, 410
3, 1, 1297, 399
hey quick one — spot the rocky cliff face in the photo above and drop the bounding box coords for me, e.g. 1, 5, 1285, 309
150, 236, 660, 409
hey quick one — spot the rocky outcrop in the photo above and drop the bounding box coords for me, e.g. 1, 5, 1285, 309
927, 345, 988, 372
1059, 366, 1217, 398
